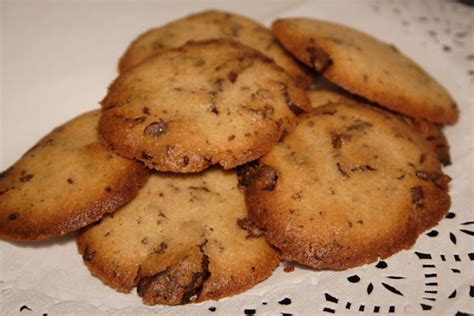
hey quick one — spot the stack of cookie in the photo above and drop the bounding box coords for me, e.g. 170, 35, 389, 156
0, 10, 457, 305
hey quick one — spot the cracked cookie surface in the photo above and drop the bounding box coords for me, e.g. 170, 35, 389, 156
272, 18, 458, 124
242, 101, 451, 270
119, 10, 312, 88
0, 110, 149, 240
76, 168, 279, 305
100, 39, 310, 173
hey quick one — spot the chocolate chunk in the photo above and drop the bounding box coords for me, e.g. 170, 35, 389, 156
83, 248, 95, 261
280, 83, 304, 115
67, 178, 74, 184
138, 248, 210, 305
306, 46, 331, 71
153, 242, 168, 254
208, 102, 219, 115
183, 156, 189, 166
337, 162, 349, 178
331, 133, 352, 149
228, 71, 238, 83
144, 120, 168, 137
351, 165, 377, 172
415, 170, 451, 190
181, 254, 210, 304
346, 120, 373, 132
236, 161, 260, 189
237, 218, 264, 238
8, 213, 18, 220
20, 174, 34, 183
189, 185, 210, 192
291, 192, 302, 200
114, 114, 146, 126
419, 154, 426, 164
411, 186, 425, 208
141, 152, 152, 160
314, 106, 337, 116
435, 145, 451, 166
255, 165, 278, 191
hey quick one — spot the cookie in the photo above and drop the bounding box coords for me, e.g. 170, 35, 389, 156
272, 18, 459, 124
118, 10, 312, 87
307, 89, 451, 165
100, 39, 311, 173
0, 110, 149, 240
307, 88, 357, 108
76, 168, 279, 305
242, 101, 451, 270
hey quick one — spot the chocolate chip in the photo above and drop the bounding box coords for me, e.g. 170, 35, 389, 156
411, 186, 425, 208
415, 170, 451, 190
306, 46, 331, 71
142, 107, 151, 115
351, 165, 377, 172
337, 162, 349, 178
141, 152, 152, 160
236, 161, 260, 189
208, 102, 219, 115
256, 165, 278, 191
105, 187, 112, 193
83, 248, 94, 261
144, 120, 168, 137
291, 192, 302, 200
114, 114, 146, 126
20, 174, 34, 183
189, 186, 210, 193
314, 106, 337, 116
237, 218, 264, 238
280, 83, 304, 115
183, 156, 189, 166
331, 133, 352, 149
8, 213, 18, 220
153, 242, 168, 254
419, 154, 426, 164
346, 120, 373, 132
67, 178, 74, 184
228, 71, 238, 83
141, 237, 149, 245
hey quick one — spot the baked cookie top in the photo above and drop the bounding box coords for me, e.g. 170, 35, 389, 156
119, 10, 312, 87
0, 110, 149, 240
100, 39, 311, 173
307, 89, 451, 165
77, 168, 279, 305
242, 101, 451, 270
307, 88, 358, 108
272, 18, 459, 124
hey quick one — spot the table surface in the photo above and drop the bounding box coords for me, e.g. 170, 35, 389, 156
1, 0, 473, 315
